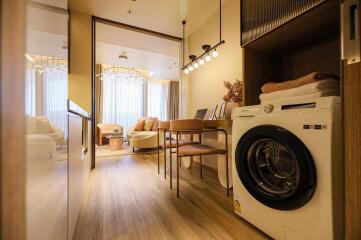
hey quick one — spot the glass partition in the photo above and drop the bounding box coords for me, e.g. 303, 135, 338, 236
25, 1, 68, 240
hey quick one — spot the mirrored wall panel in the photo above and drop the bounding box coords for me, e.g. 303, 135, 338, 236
25, 1, 68, 239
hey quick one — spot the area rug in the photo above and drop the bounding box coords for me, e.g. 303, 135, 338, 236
95, 145, 158, 158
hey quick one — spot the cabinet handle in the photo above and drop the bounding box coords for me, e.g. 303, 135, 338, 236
342, 0, 361, 64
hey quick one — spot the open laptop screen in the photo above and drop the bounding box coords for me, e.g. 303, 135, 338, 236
194, 109, 208, 120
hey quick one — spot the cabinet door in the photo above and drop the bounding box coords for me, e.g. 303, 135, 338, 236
342, 1, 361, 239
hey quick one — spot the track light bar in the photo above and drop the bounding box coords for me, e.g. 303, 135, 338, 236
181, 40, 225, 70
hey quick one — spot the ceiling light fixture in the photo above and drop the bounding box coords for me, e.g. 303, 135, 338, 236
212, 49, 219, 58
181, 0, 225, 74
25, 53, 34, 63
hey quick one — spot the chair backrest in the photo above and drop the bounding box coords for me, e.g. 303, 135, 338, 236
170, 119, 203, 131
158, 121, 170, 130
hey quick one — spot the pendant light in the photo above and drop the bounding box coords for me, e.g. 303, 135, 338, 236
182, 0, 225, 74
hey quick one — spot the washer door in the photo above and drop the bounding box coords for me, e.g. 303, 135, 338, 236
235, 125, 316, 210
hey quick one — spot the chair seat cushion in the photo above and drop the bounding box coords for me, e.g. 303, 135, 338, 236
164, 140, 198, 148
178, 144, 226, 156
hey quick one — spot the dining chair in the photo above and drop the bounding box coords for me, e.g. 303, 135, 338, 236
157, 121, 197, 189
169, 119, 230, 198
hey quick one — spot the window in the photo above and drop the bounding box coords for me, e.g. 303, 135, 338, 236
101, 68, 171, 135
147, 79, 170, 121
102, 70, 145, 135
24, 56, 68, 137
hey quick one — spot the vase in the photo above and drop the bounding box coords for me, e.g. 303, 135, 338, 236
225, 102, 242, 119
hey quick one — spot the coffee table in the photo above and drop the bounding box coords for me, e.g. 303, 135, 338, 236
106, 135, 123, 151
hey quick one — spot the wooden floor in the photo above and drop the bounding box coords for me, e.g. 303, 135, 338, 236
73, 153, 269, 240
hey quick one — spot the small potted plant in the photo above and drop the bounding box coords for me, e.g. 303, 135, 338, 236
112, 128, 121, 137
223, 79, 243, 118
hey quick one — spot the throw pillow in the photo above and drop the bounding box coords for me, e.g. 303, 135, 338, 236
143, 119, 155, 131
150, 117, 158, 131
36, 119, 54, 133
134, 119, 145, 131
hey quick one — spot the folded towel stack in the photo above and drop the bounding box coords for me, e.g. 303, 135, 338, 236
260, 72, 340, 103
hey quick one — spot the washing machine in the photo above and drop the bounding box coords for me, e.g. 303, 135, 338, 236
232, 96, 343, 240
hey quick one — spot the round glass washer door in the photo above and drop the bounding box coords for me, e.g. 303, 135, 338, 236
235, 125, 317, 210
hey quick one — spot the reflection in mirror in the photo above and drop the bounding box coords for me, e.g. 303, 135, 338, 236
25, 2, 68, 240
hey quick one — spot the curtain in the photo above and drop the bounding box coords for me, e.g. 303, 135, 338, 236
168, 81, 179, 120
102, 69, 145, 136
43, 62, 68, 137
147, 79, 170, 120
25, 65, 36, 116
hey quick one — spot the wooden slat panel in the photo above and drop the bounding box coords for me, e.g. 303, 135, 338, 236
343, 62, 361, 240
243, 48, 281, 105
281, 38, 340, 80
0, 0, 26, 239
241, 0, 325, 45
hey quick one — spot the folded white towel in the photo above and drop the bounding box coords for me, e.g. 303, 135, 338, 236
261, 89, 340, 103
259, 79, 339, 102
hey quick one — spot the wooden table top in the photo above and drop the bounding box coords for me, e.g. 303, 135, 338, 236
202, 119, 233, 129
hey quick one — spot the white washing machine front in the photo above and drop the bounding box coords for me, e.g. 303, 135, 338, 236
231, 97, 342, 240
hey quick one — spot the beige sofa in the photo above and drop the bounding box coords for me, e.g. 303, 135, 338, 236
127, 117, 164, 151
26, 116, 65, 158
130, 132, 159, 151
27, 116, 65, 145
97, 123, 123, 145
26, 135, 56, 158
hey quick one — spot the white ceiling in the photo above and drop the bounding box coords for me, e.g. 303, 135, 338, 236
97, 41, 179, 80
70, 0, 227, 37
96, 23, 180, 57
96, 22, 180, 80
26, 5, 68, 58
31, 0, 67, 9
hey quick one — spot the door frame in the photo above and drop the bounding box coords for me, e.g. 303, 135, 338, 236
0, 0, 27, 239
90, 16, 183, 169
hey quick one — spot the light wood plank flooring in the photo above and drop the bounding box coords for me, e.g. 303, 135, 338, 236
73, 153, 269, 240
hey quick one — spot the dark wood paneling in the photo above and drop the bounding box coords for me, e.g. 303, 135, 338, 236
243, 48, 281, 105
281, 38, 340, 80
0, 0, 26, 239
343, 62, 361, 240
242, 0, 325, 45
242, 0, 339, 53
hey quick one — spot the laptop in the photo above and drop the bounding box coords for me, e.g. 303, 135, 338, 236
193, 109, 208, 120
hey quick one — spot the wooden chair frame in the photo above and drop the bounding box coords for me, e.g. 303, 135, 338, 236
170, 128, 229, 198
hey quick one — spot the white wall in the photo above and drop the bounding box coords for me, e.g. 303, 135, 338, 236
184, 0, 242, 169
187, 0, 242, 118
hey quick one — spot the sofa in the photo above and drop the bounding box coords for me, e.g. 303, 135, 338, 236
27, 135, 56, 158
27, 116, 65, 145
127, 117, 164, 151
97, 123, 123, 145
26, 116, 65, 158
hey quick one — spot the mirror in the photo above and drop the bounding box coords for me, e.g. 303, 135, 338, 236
25, 1, 68, 239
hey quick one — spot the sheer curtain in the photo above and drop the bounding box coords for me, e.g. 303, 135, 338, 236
24, 56, 68, 137
102, 69, 145, 136
25, 64, 36, 116
147, 79, 170, 120
43, 63, 68, 137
